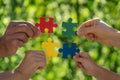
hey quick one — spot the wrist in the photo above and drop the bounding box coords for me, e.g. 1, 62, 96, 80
14, 68, 29, 80
110, 31, 120, 48
0, 37, 5, 57
92, 65, 111, 80
92, 65, 103, 78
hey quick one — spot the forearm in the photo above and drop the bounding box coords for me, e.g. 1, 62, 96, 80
0, 69, 28, 80
0, 71, 13, 80
110, 31, 120, 48
0, 37, 4, 57
94, 66, 120, 80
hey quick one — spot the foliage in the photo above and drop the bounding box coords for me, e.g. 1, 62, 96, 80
0, 0, 120, 80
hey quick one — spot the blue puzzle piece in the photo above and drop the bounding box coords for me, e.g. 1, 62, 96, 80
62, 18, 78, 40
59, 42, 80, 58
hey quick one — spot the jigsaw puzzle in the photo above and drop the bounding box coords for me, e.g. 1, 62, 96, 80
35, 17, 58, 33
42, 38, 59, 60
59, 42, 80, 58
62, 18, 78, 40
35, 17, 80, 60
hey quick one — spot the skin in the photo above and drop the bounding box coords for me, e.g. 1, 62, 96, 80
0, 50, 46, 80
0, 21, 40, 57
0, 21, 47, 80
73, 53, 120, 80
74, 18, 120, 80
77, 18, 120, 48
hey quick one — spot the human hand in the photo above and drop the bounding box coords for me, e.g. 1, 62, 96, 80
77, 18, 120, 47
73, 52, 99, 76
15, 50, 46, 79
0, 21, 40, 57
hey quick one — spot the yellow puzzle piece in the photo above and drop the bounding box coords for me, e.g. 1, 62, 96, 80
42, 38, 59, 60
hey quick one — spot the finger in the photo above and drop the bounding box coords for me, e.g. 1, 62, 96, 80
73, 54, 81, 61
77, 26, 96, 36
77, 57, 86, 64
6, 24, 33, 37
85, 33, 95, 41
78, 52, 90, 58
34, 55, 45, 59
33, 54, 46, 60
36, 51, 45, 56
35, 56, 46, 62
23, 22, 40, 37
38, 64, 46, 70
25, 51, 46, 69
74, 53, 80, 57
3, 33, 29, 49
77, 18, 99, 36
73, 56, 77, 61
80, 18, 100, 29
27, 50, 45, 54
76, 62, 84, 69
34, 51, 46, 57
4, 34, 25, 47
27, 51, 46, 59
76, 63, 83, 68
36, 58, 46, 69
12, 33, 29, 43
16, 40, 24, 47
11, 39, 24, 48
76, 63, 81, 68
11, 21, 40, 37
4, 39, 21, 55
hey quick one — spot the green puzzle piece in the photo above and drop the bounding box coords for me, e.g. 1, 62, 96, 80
62, 18, 78, 40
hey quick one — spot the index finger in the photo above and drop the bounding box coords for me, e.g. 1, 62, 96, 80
25, 22, 41, 37
78, 52, 90, 58
79, 18, 100, 29
11, 21, 40, 37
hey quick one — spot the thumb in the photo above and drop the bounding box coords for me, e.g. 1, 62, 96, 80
77, 26, 96, 36
33, 30, 41, 37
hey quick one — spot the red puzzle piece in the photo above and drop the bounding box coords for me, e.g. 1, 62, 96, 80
35, 17, 58, 33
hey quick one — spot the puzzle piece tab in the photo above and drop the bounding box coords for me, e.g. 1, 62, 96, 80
35, 17, 58, 33
62, 18, 78, 40
42, 38, 59, 60
59, 42, 80, 58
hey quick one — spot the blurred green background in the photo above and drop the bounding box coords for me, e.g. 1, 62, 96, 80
0, 0, 120, 80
